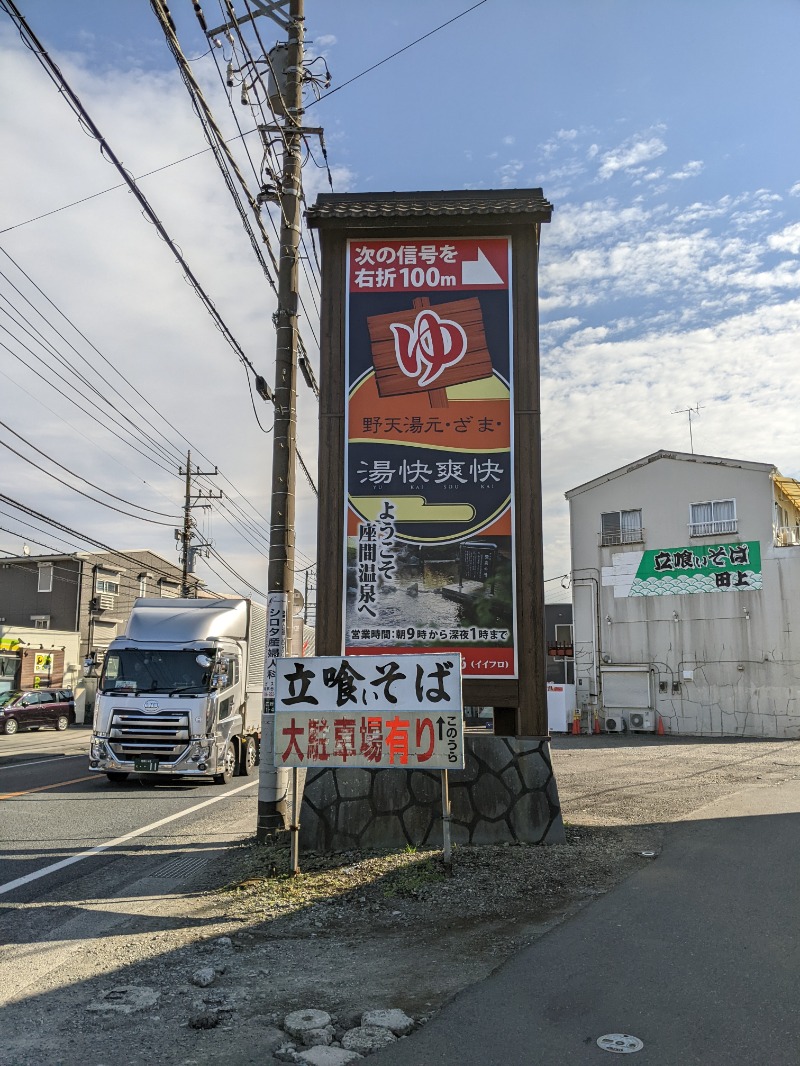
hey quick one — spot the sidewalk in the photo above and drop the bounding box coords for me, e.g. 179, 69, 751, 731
373, 776, 800, 1065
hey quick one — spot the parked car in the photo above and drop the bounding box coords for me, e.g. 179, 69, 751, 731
0, 689, 75, 735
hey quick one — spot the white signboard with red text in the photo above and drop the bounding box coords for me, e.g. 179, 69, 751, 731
274, 653, 464, 769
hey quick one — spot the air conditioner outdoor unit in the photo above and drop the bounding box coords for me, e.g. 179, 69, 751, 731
605, 714, 627, 733
628, 711, 655, 732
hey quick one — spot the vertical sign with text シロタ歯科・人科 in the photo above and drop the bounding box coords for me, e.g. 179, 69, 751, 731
344, 237, 516, 679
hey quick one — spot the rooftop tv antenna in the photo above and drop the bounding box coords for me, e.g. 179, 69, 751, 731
672, 402, 704, 454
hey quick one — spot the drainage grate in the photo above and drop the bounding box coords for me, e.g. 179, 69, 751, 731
597, 1034, 644, 1054
153, 854, 212, 880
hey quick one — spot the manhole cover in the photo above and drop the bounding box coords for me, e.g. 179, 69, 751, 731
597, 1034, 644, 1054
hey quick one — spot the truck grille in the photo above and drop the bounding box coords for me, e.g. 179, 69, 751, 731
108, 709, 191, 762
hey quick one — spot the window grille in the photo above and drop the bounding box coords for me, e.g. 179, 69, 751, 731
689, 499, 736, 537
600, 509, 643, 546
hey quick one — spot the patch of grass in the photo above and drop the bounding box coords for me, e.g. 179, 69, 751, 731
381, 856, 446, 899
218, 842, 447, 913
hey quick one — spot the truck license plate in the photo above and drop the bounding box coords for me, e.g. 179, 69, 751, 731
134, 759, 159, 773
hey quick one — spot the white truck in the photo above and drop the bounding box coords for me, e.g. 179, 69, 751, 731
89, 598, 266, 785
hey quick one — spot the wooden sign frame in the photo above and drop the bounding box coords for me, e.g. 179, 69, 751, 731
307, 190, 553, 736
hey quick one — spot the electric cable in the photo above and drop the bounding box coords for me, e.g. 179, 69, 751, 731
0, 294, 182, 470
0, 248, 286, 530
307, 0, 491, 108
0, 336, 178, 478
0, 432, 178, 528
0, 0, 274, 410
207, 0, 323, 335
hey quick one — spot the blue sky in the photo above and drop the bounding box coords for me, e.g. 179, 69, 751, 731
1, 1, 799, 604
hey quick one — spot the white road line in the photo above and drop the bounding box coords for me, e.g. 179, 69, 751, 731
0, 778, 258, 896
0, 754, 85, 772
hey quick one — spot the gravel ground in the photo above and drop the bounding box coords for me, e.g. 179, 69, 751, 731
3, 734, 799, 1065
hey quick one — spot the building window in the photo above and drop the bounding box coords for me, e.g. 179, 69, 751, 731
600, 510, 643, 546
554, 624, 573, 646
96, 578, 120, 595
159, 580, 179, 598
689, 499, 737, 537
31, 616, 50, 629
37, 563, 53, 593
138, 574, 148, 597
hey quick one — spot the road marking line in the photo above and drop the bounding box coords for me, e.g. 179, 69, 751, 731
0, 754, 86, 772
0, 778, 259, 896
0, 775, 96, 800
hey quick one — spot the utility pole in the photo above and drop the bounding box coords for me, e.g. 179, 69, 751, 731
178, 450, 220, 596
303, 565, 316, 625
198, 0, 311, 838
259, 0, 305, 838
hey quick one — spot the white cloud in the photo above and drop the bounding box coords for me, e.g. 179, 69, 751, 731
497, 159, 523, 187
597, 134, 668, 181
768, 222, 800, 254
669, 160, 704, 180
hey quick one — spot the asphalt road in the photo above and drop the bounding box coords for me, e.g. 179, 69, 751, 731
0, 724, 260, 1000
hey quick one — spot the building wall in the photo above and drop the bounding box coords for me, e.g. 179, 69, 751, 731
77, 549, 186, 664
0, 557, 82, 631
0, 550, 192, 718
0, 626, 86, 720
544, 603, 573, 684
568, 454, 800, 738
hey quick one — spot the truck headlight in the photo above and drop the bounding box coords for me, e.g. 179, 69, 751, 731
90, 741, 106, 760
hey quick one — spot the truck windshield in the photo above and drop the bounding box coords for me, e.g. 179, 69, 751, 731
100, 650, 211, 695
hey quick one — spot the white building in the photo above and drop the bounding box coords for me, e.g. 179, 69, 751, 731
565, 450, 800, 738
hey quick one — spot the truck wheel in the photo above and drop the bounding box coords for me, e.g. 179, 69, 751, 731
239, 735, 257, 776
213, 743, 236, 785
106, 771, 129, 783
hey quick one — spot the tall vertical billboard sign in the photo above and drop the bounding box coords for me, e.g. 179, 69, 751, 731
344, 237, 516, 679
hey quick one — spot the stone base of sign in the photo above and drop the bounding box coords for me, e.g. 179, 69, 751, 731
298, 735, 565, 853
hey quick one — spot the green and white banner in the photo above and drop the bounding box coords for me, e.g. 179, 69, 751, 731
602, 541, 762, 598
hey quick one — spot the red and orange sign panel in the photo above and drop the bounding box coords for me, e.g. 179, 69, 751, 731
344, 237, 517, 679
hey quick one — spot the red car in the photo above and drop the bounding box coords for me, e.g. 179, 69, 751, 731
0, 689, 75, 735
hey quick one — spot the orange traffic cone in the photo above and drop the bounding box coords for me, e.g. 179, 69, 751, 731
571, 711, 581, 736
657, 715, 665, 736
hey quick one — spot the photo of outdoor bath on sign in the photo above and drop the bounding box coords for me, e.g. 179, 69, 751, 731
273, 653, 464, 770
344, 237, 516, 678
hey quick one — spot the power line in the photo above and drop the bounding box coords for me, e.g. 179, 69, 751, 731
0, 432, 178, 526
1, 2, 493, 238
306, 0, 490, 108
0, 249, 295, 541
0, 246, 192, 467
0, 0, 274, 407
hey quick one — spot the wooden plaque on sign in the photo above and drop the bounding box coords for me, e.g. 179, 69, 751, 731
367, 296, 493, 399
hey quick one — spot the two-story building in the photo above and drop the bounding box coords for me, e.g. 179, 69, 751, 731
0, 550, 200, 717
566, 450, 800, 738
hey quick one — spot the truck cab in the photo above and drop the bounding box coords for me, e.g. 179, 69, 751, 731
89, 599, 265, 784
